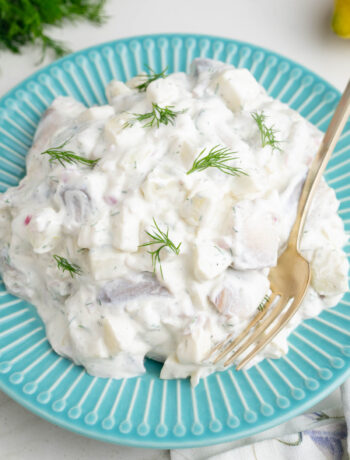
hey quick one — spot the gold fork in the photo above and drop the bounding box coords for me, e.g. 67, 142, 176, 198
209, 79, 350, 371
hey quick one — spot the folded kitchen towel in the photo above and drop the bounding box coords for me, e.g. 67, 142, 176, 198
342, 379, 350, 455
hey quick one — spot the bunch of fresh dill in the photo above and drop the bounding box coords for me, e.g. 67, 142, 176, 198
0, 0, 107, 61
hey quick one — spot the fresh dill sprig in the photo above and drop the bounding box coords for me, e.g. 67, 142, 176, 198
186, 145, 247, 177
139, 218, 181, 278
123, 103, 182, 129
53, 255, 82, 278
0, 0, 107, 62
257, 295, 270, 312
251, 111, 282, 151
41, 140, 100, 168
136, 65, 168, 92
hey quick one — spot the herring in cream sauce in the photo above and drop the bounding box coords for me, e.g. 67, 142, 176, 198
0, 59, 348, 385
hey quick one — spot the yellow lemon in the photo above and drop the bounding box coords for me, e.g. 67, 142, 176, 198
332, 0, 350, 38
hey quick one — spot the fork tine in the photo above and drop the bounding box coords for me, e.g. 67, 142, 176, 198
224, 295, 288, 366
212, 292, 277, 365
235, 294, 305, 370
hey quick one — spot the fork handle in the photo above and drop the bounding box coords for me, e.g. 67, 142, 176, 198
288, 80, 350, 250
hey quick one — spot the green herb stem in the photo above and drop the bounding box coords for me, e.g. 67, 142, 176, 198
41, 140, 100, 168
139, 218, 181, 278
136, 65, 168, 92
258, 295, 270, 312
123, 103, 182, 129
53, 254, 82, 278
252, 111, 281, 151
0, 0, 107, 61
187, 145, 247, 177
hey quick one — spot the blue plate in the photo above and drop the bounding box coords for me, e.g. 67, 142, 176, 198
0, 34, 349, 448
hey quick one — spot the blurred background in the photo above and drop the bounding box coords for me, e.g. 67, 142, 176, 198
0, 0, 350, 96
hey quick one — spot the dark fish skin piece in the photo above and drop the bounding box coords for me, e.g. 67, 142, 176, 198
190, 58, 227, 78
62, 188, 91, 224
97, 272, 169, 305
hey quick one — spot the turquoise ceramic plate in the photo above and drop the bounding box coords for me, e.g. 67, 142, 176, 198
0, 34, 349, 448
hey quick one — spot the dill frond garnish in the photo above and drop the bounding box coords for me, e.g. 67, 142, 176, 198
136, 65, 168, 92
258, 295, 270, 312
0, 0, 107, 62
53, 255, 82, 278
123, 103, 182, 129
186, 145, 247, 177
139, 218, 181, 278
41, 140, 100, 168
251, 111, 281, 151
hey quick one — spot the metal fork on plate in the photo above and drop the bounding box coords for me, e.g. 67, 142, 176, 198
208, 80, 350, 370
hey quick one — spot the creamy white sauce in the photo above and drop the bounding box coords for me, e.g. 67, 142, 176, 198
0, 59, 348, 385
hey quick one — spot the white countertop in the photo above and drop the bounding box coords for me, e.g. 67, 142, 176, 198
0, 0, 348, 458
1, 0, 349, 96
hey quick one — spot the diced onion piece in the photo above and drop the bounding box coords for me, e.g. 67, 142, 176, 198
103, 316, 148, 355
193, 242, 232, 281
106, 81, 132, 102
89, 248, 127, 281
311, 247, 349, 297
176, 328, 212, 364
212, 68, 263, 112
78, 105, 115, 122
112, 209, 140, 252
231, 197, 280, 270
146, 78, 181, 106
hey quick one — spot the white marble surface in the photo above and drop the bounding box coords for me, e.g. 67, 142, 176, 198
0, 0, 348, 458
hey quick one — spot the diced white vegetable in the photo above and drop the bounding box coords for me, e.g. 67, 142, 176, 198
74, 127, 101, 158
83, 172, 108, 207
103, 316, 148, 355
311, 247, 349, 297
298, 286, 325, 319
187, 280, 212, 310
77, 214, 111, 248
180, 193, 213, 227
83, 353, 146, 379
112, 209, 140, 252
231, 195, 280, 270
180, 140, 198, 170
212, 68, 264, 112
193, 241, 232, 281
104, 114, 129, 142
229, 171, 267, 201
161, 353, 215, 386
301, 179, 348, 252
86, 337, 110, 358
104, 114, 144, 145
176, 327, 212, 364
146, 78, 181, 106
126, 75, 147, 89
78, 105, 115, 122
71, 332, 109, 359
89, 247, 127, 281
106, 81, 132, 102
141, 168, 183, 203
25, 208, 61, 253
